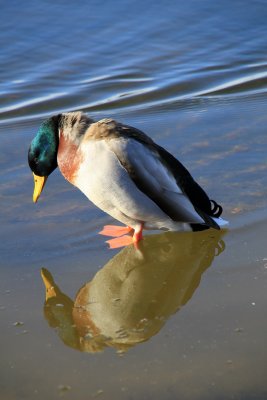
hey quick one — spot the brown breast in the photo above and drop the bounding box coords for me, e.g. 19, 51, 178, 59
57, 130, 83, 184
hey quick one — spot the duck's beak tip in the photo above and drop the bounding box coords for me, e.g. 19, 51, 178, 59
32, 173, 47, 203
32, 194, 39, 203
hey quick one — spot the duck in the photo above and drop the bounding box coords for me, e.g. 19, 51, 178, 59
28, 111, 228, 248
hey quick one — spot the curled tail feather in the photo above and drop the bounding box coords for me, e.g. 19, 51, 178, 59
210, 199, 223, 218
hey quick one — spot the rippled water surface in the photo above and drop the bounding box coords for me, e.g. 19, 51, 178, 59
1, 1, 267, 399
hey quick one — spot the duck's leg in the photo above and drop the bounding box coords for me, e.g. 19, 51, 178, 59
106, 224, 144, 249
99, 225, 133, 237
132, 224, 143, 245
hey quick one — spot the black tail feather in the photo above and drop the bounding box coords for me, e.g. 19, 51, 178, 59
210, 200, 223, 218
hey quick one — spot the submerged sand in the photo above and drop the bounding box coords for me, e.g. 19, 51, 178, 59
1, 210, 267, 400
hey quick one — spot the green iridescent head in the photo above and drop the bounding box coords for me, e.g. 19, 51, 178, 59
28, 115, 60, 177
28, 115, 61, 202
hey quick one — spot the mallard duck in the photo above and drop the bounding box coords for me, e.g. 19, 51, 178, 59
28, 112, 228, 248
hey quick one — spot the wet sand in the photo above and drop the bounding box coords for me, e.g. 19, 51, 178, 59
1, 211, 267, 400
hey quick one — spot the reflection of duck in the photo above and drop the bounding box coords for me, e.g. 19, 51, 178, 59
29, 112, 227, 248
41, 230, 225, 353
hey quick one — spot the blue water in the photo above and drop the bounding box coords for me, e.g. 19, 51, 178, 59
1, 0, 267, 214
2, 0, 267, 123
1, 1, 267, 399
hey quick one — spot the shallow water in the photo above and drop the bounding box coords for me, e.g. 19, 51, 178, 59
1, 0, 267, 399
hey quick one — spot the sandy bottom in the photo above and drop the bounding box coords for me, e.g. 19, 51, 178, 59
1, 208, 267, 400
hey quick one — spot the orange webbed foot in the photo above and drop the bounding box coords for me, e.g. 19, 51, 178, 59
101, 224, 144, 250
106, 235, 134, 249
99, 225, 133, 237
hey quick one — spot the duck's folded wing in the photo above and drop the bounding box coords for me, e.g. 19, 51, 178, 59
107, 137, 216, 226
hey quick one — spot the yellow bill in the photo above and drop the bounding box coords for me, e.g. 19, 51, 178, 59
41, 268, 57, 300
32, 173, 47, 203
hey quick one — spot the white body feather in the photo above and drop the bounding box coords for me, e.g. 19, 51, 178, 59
74, 137, 206, 231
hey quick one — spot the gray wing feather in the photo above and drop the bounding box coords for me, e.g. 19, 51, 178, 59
107, 137, 205, 224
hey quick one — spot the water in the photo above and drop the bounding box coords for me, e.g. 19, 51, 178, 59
1, 0, 267, 399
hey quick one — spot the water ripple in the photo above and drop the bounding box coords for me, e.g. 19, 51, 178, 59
198, 70, 267, 97
1, 63, 267, 126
